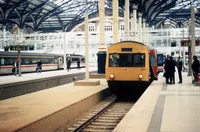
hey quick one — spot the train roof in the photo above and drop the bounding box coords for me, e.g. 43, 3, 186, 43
0, 51, 85, 58
0, 51, 63, 57
112, 41, 147, 47
110, 41, 155, 50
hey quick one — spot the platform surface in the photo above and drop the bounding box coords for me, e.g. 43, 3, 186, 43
114, 71, 200, 132
0, 67, 96, 85
0, 78, 107, 132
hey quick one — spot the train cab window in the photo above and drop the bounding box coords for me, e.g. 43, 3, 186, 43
109, 54, 120, 67
109, 53, 145, 67
133, 54, 145, 67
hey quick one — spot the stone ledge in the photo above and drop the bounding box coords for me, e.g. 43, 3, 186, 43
89, 73, 105, 79
74, 80, 100, 86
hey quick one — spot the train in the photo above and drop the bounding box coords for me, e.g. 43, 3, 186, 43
157, 53, 166, 73
105, 41, 158, 95
0, 51, 85, 75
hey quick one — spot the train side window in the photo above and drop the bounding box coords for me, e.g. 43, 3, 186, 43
23, 58, 31, 64
1, 58, 4, 65
4, 58, 15, 65
81, 58, 85, 63
55, 58, 58, 63
150, 55, 155, 66
31, 58, 38, 64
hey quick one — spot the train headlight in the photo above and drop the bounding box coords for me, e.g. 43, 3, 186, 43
139, 75, 143, 79
110, 74, 115, 80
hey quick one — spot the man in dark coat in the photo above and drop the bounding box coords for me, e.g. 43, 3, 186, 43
164, 55, 170, 84
67, 59, 71, 72
168, 56, 176, 84
176, 56, 183, 83
192, 55, 200, 82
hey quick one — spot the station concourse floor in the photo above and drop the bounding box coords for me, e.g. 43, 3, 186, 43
0, 67, 108, 132
114, 71, 200, 132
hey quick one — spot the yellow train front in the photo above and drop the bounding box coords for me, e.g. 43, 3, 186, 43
106, 41, 157, 96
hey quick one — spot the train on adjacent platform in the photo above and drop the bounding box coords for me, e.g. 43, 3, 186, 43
105, 41, 158, 95
0, 51, 85, 75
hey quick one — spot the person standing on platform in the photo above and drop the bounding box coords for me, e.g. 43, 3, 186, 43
191, 55, 200, 82
164, 55, 170, 84
12, 61, 17, 76
37, 60, 42, 73
168, 56, 176, 84
77, 59, 80, 70
176, 56, 183, 83
67, 59, 71, 72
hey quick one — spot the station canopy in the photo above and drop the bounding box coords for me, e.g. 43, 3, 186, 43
0, 0, 200, 33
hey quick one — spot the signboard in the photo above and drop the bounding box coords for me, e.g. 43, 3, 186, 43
4, 45, 34, 51
180, 40, 200, 46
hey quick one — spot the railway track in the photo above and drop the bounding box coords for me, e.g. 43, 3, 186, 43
68, 96, 134, 132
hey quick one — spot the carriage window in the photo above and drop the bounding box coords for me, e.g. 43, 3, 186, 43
109, 53, 145, 67
55, 58, 58, 63
23, 58, 31, 64
0, 58, 4, 65
31, 58, 38, 64
3, 58, 15, 65
81, 58, 85, 63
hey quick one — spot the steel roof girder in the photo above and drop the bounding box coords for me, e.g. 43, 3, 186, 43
4, 0, 29, 19
149, 0, 176, 25
41, 3, 91, 27
146, 0, 162, 16
22, 0, 50, 26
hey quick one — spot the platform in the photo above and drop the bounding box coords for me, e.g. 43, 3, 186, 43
0, 67, 96, 85
0, 78, 109, 132
114, 72, 200, 132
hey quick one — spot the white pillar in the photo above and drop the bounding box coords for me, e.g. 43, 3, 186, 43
183, 29, 186, 67
145, 24, 150, 46
85, 14, 89, 81
138, 13, 142, 43
191, 6, 196, 81
130, 13, 134, 41
99, 0, 106, 51
63, 33, 67, 70
132, 5, 137, 41
113, 0, 119, 43
142, 19, 146, 44
3, 26, 6, 48
191, 6, 196, 60
124, 0, 129, 41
